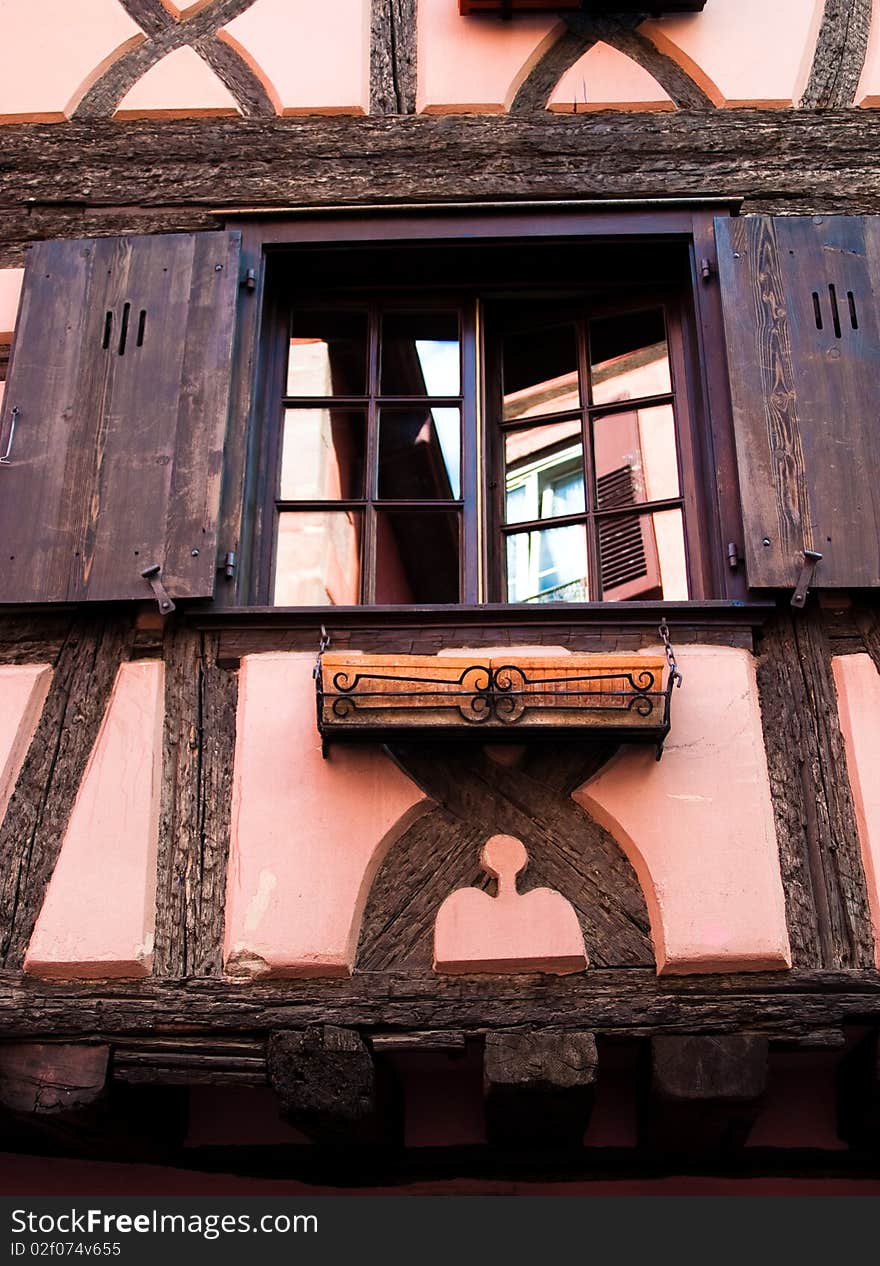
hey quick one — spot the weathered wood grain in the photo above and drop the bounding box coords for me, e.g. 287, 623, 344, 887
2, 112, 880, 268
0, 613, 135, 969
371, 0, 417, 115
0, 615, 73, 666
756, 607, 874, 970
0, 1042, 109, 1113
484, 1029, 598, 1147
644, 1034, 768, 1151
801, 0, 873, 109
153, 627, 238, 979
359, 743, 653, 970
1, 970, 880, 1040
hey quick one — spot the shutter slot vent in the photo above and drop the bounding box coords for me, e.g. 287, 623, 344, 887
812, 292, 823, 331
828, 284, 842, 339
597, 465, 648, 591
102, 311, 113, 349
848, 291, 859, 330
136, 309, 147, 348
117, 302, 131, 355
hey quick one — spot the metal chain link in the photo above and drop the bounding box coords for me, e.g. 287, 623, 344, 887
314, 623, 331, 679
658, 618, 683, 688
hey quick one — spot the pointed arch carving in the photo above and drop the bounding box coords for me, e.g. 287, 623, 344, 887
509, 12, 716, 114
356, 742, 654, 971
801, 0, 872, 108
69, 0, 277, 120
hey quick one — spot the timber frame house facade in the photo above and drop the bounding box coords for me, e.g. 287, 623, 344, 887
2, 0, 880, 1194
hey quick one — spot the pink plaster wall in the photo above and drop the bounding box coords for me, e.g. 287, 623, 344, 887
576, 645, 791, 975
0, 268, 24, 335
223, 0, 369, 115
832, 653, 880, 968
0, 664, 52, 822
0, 0, 140, 122
25, 661, 164, 979
641, 0, 824, 108
549, 42, 672, 112
115, 45, 241, 117
224, 652, 431, 978
418, 0, 825, 114
856, 0, 880, 106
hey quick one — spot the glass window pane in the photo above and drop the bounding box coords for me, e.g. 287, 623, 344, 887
505, 523, 588, 604
593, 404, 680, 508
378, 407, 461, 500
273, 510, 363, 606
504, 420, 584, 524
502, 323, 580, 421
287, 311, 368, 396
590, 308, 671, 406
598, 507, 687, 601
280, 408, 366, 500
380, 313, 460, 397
375, 511, 460, 603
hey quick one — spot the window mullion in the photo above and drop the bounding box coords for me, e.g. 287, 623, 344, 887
362, 305, 381, 604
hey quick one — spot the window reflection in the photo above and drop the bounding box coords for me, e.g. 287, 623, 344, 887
287, 311, 367, 396
378, 407, 461, 499
280, 408, 365, 500
598, 507, 687, 601
274, 511, 363, 606
375, 512, 460, 603
502, 323, 579, 421
504, 419, 584, 524
506, 523, 588, 604
593, 404, 680, 508
381, 313, 460, 397
590, 309, 671, 406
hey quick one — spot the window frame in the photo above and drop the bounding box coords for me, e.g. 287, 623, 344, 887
220, 202, 747, 613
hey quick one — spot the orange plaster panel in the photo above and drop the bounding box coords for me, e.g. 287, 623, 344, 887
0, 665, 52, 822
224, 653, 431, 979
832, 654, 880, 967
115, 45, 241, 117
641, 0, 824, 108
549, 41, 673, 112
0, 269, 24, 335
25, 661, 164, 980
856, 0, 880, 106
575, 645, 790, 976
223, 0, 370, 114
417, 0, 559, 112
0, 0, 140, 122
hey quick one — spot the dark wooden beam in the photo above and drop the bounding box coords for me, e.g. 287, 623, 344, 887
756, 607, 874, 969
153, 627, 238, 979
0, 1042, 108, 1114
0, 613, 135, 969
268, 1026, 399, 1144
2, 111, 880, 266
801, 0, 873, 109
484, 1029, 598, 1146
2, 970, 880, 1041
371, 0, 417, 115
642, 1034, 768, 1152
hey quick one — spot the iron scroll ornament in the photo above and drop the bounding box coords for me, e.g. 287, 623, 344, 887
317, 655, 681, 759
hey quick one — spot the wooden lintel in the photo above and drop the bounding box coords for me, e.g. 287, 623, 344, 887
484, 1029, 598, 1147
643, 1034, 769, 1152
267, 1026, 399, 1145
0, 1042, 109, 1115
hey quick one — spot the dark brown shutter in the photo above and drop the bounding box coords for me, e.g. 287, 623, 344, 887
715, 214, 880, 590
0, 231, 241, 604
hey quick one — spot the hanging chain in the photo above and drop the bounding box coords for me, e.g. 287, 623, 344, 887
658, 618, 682, 688
314, 624, 331, 679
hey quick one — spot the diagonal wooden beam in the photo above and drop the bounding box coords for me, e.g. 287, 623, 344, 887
71, 0, 271, 120
801, 0, 873, 109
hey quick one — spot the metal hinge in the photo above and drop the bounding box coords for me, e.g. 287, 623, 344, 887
242, 268, 257, 291
223, 551, 236, 579
700, 257, 716, 282
727, 542, 740, 570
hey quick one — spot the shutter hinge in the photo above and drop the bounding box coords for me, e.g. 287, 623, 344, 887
141, 563, 176, 615
727, 542, 740, 570
790, 549, 823, 609
700, 257, 716, 283
223, 551, 236, 579
242, 268, 257, 291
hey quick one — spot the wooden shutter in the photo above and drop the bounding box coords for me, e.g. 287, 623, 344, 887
715, 214, 880, 590
0, 231, 241, 604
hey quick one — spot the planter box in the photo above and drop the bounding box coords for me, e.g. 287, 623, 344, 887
458, 2, 707, 14
317, 652, 674, 750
